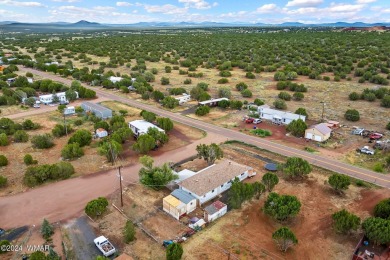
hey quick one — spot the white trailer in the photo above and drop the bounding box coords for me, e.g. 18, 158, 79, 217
94, 236, 116, 257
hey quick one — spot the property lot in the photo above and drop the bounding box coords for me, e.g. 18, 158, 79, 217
0, 101, 205, 196
92, 141, 390, 259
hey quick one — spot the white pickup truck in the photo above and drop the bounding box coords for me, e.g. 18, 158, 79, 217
94, 236, 116, 257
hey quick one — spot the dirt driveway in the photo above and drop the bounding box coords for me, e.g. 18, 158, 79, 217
63, 216, 108, 260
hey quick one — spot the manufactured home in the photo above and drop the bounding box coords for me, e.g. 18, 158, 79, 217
81, 102, 112, 119
39, 91, 78, 105
178, 160, 254, 205
128, 120, 165, 137
174, 93, 191, 104
258, 105, 306, 125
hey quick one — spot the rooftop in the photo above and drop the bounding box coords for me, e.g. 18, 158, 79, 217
311, 123, 332, 135
81, 102, 112, 113
199, 98, 229, 105
128, 120, 164, 133
204, 200, 227, 215
174, 169, 197, 183
163, 195, 185, 209
179, 160, 251, 196
39, 91, 66, 99
171, 189, 196, 204
259, 107, 306, 121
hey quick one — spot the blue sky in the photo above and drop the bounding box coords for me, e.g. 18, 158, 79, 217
0, 0, 389, 24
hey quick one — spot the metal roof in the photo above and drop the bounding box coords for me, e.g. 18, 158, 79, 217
258, 107, 306, 121
312, 123, 332, 135
81, 102, 112, 113
128, 120, 164, 134
171, 189, 196, 204
204, 201, 227, 215
199, 98, 229, 105
163, 195, 181, 208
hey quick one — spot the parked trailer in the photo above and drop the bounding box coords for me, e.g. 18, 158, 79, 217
94, 236, 116, 257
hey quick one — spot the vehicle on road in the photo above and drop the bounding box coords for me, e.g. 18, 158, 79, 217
356, 146, 375, 155
94, 236, 116, 257
253, 118, 262, 124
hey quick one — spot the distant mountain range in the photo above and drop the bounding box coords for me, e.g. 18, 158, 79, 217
1, 20, 390, 29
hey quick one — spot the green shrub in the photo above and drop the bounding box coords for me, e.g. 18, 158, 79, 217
293, 92, 304, 101
246, 72, 255, 79
250, 129, 272, 137
61, 143, 84, 160
219, 70, 231, 77
254, 98, 264, 106
345, 109, 360, 122
124, 220, 136, 243
278, 92, 291, 101
381, 95, 390, 108
161, 77, 170, 85
349, 92, 360, 101
14, 130, 29, 142
217, 78, 229, 84
373, 163, 384, 173
0, 175, 7, 187
183, 78, 192, 84
24, 162, 75, 187
236, 82, 248, 91
68, 129, 92, 147
85, 197, 109, 218
241, 89, 253, 98
0, 133, 9, 146
195, 106, 210, 116
24, 154, 37, 165
31, 134, 54, 149
387, 122, 390, 130
273, 99, 287, 110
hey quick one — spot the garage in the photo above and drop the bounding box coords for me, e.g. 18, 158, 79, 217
304, 123, 332, 142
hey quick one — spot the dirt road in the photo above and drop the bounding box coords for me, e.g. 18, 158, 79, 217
18, 67, 390, 188
0, 133, 225, 229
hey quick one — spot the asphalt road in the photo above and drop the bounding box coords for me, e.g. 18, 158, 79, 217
19, 67, 390, 189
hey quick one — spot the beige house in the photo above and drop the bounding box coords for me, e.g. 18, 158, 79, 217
305, 123, 332, 142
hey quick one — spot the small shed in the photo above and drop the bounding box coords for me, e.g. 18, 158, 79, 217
305, 123, 332, 142
163, 195, 186, 220
81, 102, 112, 119
171, 189, 196, 214
64, 106, 75, 115
326, 120, 340, 129
204, 201, 227, 222
95, 128, 108, 138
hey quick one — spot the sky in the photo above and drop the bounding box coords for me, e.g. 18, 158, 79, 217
0, 0, 389, 24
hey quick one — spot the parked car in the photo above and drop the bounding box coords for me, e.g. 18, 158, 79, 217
0, 228, 5, 236
356, 146, 375, 155
33, 104, 40, 108
369, 133, 383, 140
351, 128, 364, 135
245, 118, 254, 124
253, 119, 262, 124
94, 236, 116, 257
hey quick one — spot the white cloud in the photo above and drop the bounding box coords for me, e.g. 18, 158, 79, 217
178, 0, 213, 9
256, 4, 279, 14
144, 4, 188, 14
286, 0, 323, 7
52, 0, 79, 2
328, 3, 364, 13
93, 6, 115, 11
0, 0, 45, 7
355, 0, 376, 3
116, 1, 132, 7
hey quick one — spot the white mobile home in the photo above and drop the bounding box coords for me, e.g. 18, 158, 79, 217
64, 106, 75, 115
39, 91, 78, 105
174, 93, 191, 105
95, 128, 108, 138
178, 160, 254, 205
258, 105, 306, 125
109, 76, 123, 83
198, 98, 229, 107
128, 120, 165, 137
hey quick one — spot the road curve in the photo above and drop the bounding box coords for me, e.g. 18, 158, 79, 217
19, 67, 390, 189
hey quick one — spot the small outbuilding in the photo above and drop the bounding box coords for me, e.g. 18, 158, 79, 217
95, 128, 108, 138
81, 102, 112, 119
163, 189, 196, 220
305, 123, 332, 142
64, 106, 75, 115
109, 76, 123, 83
204, 201, 227, 222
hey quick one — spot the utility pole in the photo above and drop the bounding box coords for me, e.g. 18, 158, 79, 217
63, 113, 68, 136
320, 102, 325, 122
118, 166, 123, 207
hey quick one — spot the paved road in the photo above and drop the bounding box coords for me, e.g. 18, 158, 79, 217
1, 67, 389, 229
19, 67, 390, 189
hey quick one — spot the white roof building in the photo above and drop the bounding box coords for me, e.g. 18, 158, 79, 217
198, 98, 229, 107
174, 93, 191, 104
258, 105, 306, 125
39, 91, 78, 105
128, 120, 165, 137
109, 76, 123, 83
